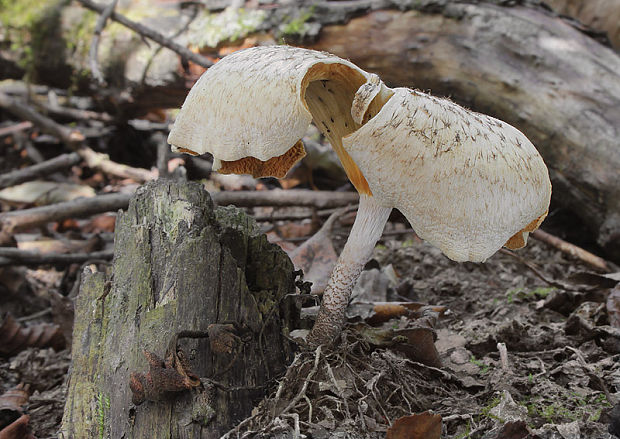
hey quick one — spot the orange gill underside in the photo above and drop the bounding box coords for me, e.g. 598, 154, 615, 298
218, 140, 306, 179
217, 62, 392, 196
504, 211, 548, 249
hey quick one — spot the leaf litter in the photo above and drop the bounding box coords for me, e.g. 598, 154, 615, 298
1, 214, 619, 438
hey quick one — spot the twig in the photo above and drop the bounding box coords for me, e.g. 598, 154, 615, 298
0, 152, 81, 190
0, 192, 131, 245
0, 121, 32, 137
0, 91, 156, 182
497, 342, 510, 372
0, 248, 113, 266
0, 190, 358, 245
89, 0, 119, 84
499, 248, 578, 291
75, 0, 214, 68
279, 346, 322, 416
531, 229, 610, 272
219, 190, 358, 210
38, 102, 112, 123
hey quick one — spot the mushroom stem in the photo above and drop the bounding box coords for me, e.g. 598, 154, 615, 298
307, 194, 392, 347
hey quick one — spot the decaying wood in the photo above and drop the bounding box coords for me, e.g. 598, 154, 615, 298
544, 0, 620, 49
61, 180, 299, 437
0, 152, 81, 190
0, 189, 358, 245
0, 193, 130, 245
308, 2, 620, 261
0, 92, 157, 183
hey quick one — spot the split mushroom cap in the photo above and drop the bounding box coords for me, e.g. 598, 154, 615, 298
169, 45, 552, 346
343, 88, 552, 262
169, 44, 551, 261
168, 45, 381, 191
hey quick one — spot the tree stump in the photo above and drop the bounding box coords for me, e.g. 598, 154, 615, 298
60, 180, 299, 438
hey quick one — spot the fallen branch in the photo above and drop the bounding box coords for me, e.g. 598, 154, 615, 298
531, 229, 611, 272
499, 248, 578, 291
0, 91, 156, 182
89, 0, 119, 85
0, 121, 32, 137
0, 190, 358, 244
214, 189, 358, 209
0, 152, 81, 190
0, 248, 113, 266
0, 192, 131, 245
75, 0, 214, 69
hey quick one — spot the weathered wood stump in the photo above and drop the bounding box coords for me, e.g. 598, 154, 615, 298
61, 180, 299, 438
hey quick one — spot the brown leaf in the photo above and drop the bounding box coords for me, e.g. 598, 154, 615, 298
368, 302, 446, 325
82, 214, 116, 233
290, 209, 345, 295
0, 313, 65, 356
386, 411, 442, 439
0, 384, 29, 413
0, 414, 34, 439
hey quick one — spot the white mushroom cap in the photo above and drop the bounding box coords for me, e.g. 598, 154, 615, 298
168, 45, 372, 180
343, 88, 552, 262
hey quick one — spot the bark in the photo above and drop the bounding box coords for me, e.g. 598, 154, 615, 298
308, 3, 620, 261
544, 0, 620, 50
61, 180, 300, 438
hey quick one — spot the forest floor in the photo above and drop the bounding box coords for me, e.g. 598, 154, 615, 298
1, 216, 618, 438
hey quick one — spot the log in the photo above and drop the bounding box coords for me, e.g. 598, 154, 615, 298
3, 0, 619, 260
60, 180, 300, 438
308, 2, 620, 261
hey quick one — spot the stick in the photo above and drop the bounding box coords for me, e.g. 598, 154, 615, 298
214, 189, 358, 209
0, 152, 81, 189
0, 91, 156, 182
0, 249, 113, 267
0, 190, 359, 244
499, 248, 578, 291
0, 193, 131, 244
531, 229, 610, 272
75, 0, 214, 68
89, 0, 119, 84
0, 121, 32, 137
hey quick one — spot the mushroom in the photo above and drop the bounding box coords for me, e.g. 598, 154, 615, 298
168, 45, 551, 347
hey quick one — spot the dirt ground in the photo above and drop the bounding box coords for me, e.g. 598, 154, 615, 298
2, 223, 618, 438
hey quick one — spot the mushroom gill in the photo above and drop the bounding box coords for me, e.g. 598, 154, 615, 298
302, 63, 392, 195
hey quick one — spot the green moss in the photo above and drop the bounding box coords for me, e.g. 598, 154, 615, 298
96, 392, 110, 439
280, 7, 315, 37
480, 395, 503, 422
0, 0, 68, 76
519, 391, 612, 425
506, 286, 556, 303
187, 7, 266, 49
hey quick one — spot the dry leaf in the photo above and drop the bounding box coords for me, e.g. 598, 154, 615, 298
0, 313, 65, 356
82, 214, 116, 233
0, 414, 34, 439
0, 384, 29, 413
289, 209, 344, 295
386, 411, 442, 439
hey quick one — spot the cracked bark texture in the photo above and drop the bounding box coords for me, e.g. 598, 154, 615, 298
61, 180, 299, 438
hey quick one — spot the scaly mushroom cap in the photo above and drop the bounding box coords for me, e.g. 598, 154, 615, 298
343, 88, 552, 262
167, 45, 375, 189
